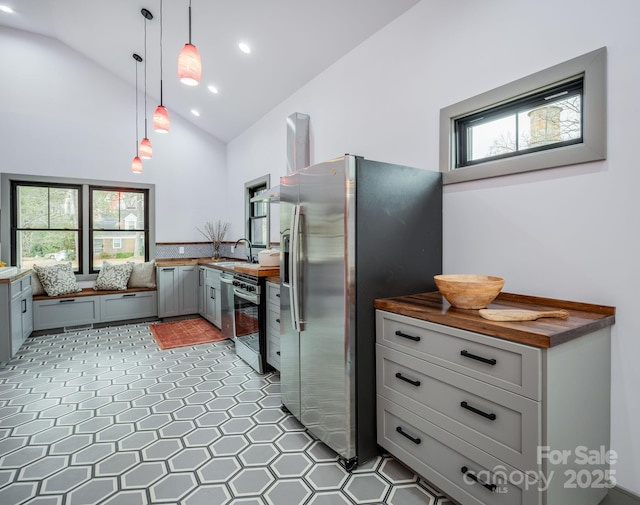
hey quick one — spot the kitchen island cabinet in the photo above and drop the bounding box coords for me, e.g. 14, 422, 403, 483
157, 265, 198, 318
266, 280, 281, 371
375, 292, 615, 505
0, 270, 33, 363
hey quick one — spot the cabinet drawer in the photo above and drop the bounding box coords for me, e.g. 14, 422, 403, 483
10, 275, 31, 298
100, 291, 157, 322
378, 397, 539, 505
267, 334, 281, 370
33, 297, 100, 330
267, 305, 280, 334
377, 345, 540, 472
376, 311, 541, 400
266, 282, 280, 306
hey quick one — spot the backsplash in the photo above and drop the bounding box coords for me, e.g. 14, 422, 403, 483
155, 243, 247, 261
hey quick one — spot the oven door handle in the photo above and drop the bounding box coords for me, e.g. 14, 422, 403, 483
233, 287, 259, 305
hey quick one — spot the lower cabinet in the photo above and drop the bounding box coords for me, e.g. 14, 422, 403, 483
0, 274, 33, 362
199, 267, 221, 328
376, 309, 612, 505
157, 265, 198, 318
266, 281, 281, 371
101, 291, 157, 322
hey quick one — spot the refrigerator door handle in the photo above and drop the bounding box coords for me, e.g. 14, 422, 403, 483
290, 204, 304, 331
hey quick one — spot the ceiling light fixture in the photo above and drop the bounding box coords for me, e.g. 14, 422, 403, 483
153, 0, 170, 133
132, 53, 143, 174
239, 42, 251, 54
139, 8, 153, 159
178, 0, 201, 86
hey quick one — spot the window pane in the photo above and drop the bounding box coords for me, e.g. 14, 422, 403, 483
93, 190, 145, 230
469, 115, 517, 162
16, 186, 48, 228
250, 217, 267, 246
519, 95, 582, 150
92, 231, 145, 269
17, 230, 79, 270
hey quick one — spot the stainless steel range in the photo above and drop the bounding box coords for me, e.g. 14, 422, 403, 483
229, 272, 266, 374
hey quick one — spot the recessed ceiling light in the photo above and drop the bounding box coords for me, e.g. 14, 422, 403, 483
0, 5, 15, 13
208, 85, 218, 94
238, 42, 251, 54
191, 109, 200, 117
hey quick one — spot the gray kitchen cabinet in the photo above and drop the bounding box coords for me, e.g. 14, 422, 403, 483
198, 267, 205, 316
202, 267, 221, 328
375, 299, 614, 505
0, 273, 33, 362
266, 281, 280, 371
157, 265, 198, 318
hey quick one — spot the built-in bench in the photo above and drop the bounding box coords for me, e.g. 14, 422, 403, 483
32, 286, 158, 333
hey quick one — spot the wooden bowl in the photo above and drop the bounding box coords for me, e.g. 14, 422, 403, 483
434, 274, 504, 309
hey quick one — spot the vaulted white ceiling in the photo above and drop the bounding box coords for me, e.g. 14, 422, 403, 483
0, 0, 420, 142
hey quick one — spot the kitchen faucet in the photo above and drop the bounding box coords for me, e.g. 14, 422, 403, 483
234, 238, 254, 263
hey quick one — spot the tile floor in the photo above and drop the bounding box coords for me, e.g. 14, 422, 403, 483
0, 321, 452, 505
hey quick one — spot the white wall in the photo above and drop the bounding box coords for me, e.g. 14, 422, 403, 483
0, 26, 228, 243
226, 0, 640, 494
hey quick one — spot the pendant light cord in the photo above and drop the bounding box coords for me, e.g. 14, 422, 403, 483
188, 0, 192, 44
160, 0, 164, 105
143, 17, 148, 137
134, 58, 139, 155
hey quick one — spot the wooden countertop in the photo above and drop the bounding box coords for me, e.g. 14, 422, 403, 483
374, 291, 615, 348
156, 258, 279, 278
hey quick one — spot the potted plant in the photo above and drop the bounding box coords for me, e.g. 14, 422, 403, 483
196, 220, 230, 260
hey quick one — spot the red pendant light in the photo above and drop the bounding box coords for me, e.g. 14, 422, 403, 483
154, 0, 170, 133
178, 0, 201, 86
132, 53, 143, 174
140, 8, 153, 159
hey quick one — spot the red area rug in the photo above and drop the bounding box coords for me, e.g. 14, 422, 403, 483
150, 317, 228, 350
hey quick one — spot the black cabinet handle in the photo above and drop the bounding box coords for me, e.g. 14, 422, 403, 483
395, 372, 421, 387
123, 293, 137, 298
460, 401, 496, 421
396, 426, 421, 444
461, 466, 497, 492
59, 299, 76, 303
276, 293, 280, 297
276, 351, 281, 356
395, 330, 420, 342
22, 299, 27, 314
460, 350, 496, 366
162, 267, 175, 271
276, 318, 280, 323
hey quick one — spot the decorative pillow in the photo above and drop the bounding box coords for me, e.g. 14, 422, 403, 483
31, 271, 45, 296
33, 263, 82, 297
95, 261, 134, 291
128, 261, 156, 288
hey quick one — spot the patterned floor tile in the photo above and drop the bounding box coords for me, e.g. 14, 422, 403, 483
0, 322, 452, 505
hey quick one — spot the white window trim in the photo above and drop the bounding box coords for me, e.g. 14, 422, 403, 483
439, 47, 607, 184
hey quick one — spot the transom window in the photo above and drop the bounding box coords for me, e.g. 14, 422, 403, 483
245, 175, 270, 251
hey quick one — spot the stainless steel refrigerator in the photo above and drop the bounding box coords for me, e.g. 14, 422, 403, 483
279, 155, 442, 470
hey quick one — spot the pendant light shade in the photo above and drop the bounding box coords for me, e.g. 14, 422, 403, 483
139, 137, 153, 159
153, 105, 170, 133
178, 43, 201, 85
131, 156, 143, 173
154, 0, 170, 133
178, 1, 201, 86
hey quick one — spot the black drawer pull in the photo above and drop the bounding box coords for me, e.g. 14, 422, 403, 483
396, 426, 421, 444
460, 401, 496, 421
276, 318, 280, 323
276, 351, 281, 356
59, 299, 76, 303
123, 293, 137, 298
461, 466, 497, 492
162, 267, 175, 271
22, 299, 27, 314
460, 350, 496, 365
395, 372, 421, 387
395, 330, 420, 342
276, 293, 280, 297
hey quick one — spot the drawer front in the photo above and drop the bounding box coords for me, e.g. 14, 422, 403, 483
377, 345, 540, 471
376, 311, 541, 400
10, 275, 31, 298
33, 297, 100, 330
378, 397, 540, 505
267, 334, 281, 370
100, 291, 157, 322
267, 305, 280, 334
266, 282, 280, 306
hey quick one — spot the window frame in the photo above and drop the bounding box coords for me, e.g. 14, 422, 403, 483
1, 173, 155, 281
244, 174, 271, 252
10, 181, 84, 272
439, 47, 606, 184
